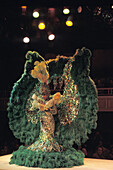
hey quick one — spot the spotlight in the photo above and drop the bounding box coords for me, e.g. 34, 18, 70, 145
23, 37, 30, 43
66, 16, 73, 26
48, 34, 55, 40
21, 6, 27, 9
77, 6, 82, 13
21, 6, 27, 15
38, 22, 46, 30
63, 8, 70, 14
66, 20, 73, 26
33, 11, 39, 18
48, 8, 56, 17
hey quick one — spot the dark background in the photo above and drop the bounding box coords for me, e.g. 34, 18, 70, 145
0, 0, 113, 90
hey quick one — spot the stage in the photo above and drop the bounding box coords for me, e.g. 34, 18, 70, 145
0, 154, 113, 170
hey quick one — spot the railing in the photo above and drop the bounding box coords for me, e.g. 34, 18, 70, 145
98, 96, 113, 112
98, 88, 113, 112
0, 88, 113, 112
98, 88, 113, 96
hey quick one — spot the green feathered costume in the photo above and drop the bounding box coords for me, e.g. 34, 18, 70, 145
7, 47, 98, 168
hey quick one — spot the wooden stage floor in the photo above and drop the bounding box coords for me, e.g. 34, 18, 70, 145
0, 154, 113, 170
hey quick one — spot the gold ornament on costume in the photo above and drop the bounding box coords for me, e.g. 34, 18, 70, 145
31, 61, 49, 83
58, 58, 79, 125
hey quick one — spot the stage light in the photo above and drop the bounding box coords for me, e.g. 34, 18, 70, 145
21, 6, 27, 15
63, 8, 70, 14
23, 37, 30, 43
77, 6, 82, 13
66, 20, 73, 26
48, 34, 55, 40
66, 16, 73, 27
21, 6, 27, 9
38, 22, 45, 30
33, 11, 39, 18
48, 8, 56, 17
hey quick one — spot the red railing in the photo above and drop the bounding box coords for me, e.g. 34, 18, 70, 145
98, 88, 113, 112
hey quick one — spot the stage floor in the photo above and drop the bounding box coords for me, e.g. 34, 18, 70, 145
0, 154, 113, 170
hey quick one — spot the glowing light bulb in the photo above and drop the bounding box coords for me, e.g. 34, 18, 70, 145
23, 37, 30, 43
38, 22, 45, 30
63, 8, 70, 14
21, 6, 27, 9
66, 20, 73, 26
77, 6, 82, 13
33, 11, 39, 18
48, 34, 55, 40
21, 6, 27, 15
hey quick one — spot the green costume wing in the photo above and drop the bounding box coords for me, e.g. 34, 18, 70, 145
48, 47, 98, 148
7, 51, 45, 145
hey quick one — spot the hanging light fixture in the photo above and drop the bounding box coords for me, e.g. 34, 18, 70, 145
21, 6, 27, 15
77, 6, 82, 13
33, 9, 39, 18
48, 8, 56, 17
63, 7, 70, 14
23, 37, 30, 43
38, 22, 46, 30
48, 33, 55, 40
66, 16, 73, 27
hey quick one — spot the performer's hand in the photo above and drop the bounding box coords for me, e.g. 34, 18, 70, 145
32, 94, 37, 100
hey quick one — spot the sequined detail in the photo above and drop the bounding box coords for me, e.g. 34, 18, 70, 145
26, 55, 79, 153
58, 59, 79, 125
